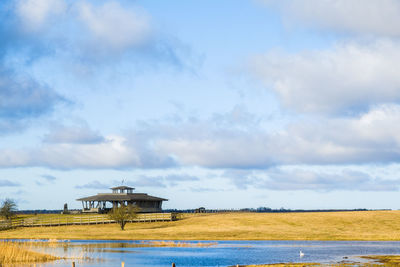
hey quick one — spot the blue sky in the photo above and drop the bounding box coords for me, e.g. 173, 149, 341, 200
2, 0, 400, 210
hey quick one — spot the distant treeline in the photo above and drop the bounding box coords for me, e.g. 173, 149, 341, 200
163, 207, 389, 213
17, 209, 76, 214
17, 207, 390, 214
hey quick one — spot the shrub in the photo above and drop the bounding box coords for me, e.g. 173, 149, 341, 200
0, 199, 17, 220
108, 205, 140, 230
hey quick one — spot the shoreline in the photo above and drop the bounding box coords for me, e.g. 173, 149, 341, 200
0, 237, 400, 242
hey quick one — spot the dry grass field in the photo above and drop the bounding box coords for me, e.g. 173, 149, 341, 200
1, 211, 400, 241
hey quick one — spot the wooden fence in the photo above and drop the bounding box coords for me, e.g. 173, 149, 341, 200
0, 213, 177, 229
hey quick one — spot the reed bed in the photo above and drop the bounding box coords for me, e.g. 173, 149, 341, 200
0, 241, 61, 264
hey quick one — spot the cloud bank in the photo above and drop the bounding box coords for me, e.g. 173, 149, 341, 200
0, 104, 400, 169
260, 0, 400, 36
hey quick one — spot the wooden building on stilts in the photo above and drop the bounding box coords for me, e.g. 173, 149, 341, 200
77, 186, 167, 213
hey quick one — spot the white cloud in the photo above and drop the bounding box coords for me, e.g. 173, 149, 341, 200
250, 40, 400, 114
0, 131, 176, 169
36, 135, 140, 169
16, 0, 151, 49
276, 104, 400, 165
77, 1, 151, 51
0, 135, 139, 169
16, 0, 67, 32
260, 0, 400, 36
156, 133, 274, 168
0, 149, 31, 167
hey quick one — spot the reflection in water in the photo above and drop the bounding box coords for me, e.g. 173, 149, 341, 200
22, 240, 217, 256
6, 240, 400, 267
98, 249, 140, 253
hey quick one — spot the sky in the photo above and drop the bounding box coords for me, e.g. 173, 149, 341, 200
1, 0, 400, 210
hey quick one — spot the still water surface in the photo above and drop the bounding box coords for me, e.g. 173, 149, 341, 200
24, 240, 400, 266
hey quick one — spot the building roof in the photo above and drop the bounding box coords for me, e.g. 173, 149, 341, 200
77, 193, 168, 202
110, 186, 135, 190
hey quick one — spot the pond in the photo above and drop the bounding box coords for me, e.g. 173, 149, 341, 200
13, 240, 400, 266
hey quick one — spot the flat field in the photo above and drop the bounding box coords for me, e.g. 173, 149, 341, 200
1, 211, 400, 240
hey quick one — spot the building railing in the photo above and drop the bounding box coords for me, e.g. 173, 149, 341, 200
0, 213, 177, 229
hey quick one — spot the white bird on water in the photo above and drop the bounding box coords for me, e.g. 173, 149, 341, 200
299, 251, 305, 258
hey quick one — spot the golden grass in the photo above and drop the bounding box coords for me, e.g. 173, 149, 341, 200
0, 241, 61, 264
2, 211, 400, 240
243, 264, 320, 267
362, 255, 400, 264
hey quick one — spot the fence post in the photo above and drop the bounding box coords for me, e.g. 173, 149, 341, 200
121, 261, 125, 267
72, 262, 75, 267
172, 263, 176, 267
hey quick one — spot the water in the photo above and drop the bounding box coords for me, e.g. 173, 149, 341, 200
14, 240, 400, 266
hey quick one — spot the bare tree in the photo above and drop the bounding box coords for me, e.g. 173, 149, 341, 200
108, 204, 140, 230
0, 199, 17, 220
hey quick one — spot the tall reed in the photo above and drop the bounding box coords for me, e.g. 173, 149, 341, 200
0, 241, 61, 264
